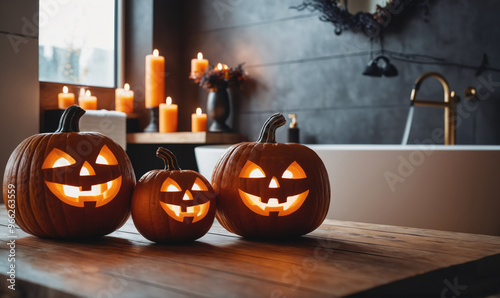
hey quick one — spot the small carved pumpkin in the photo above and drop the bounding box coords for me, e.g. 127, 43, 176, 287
2, 105, 136, 238
131, 147, 216, 243
212, 113, 330, 238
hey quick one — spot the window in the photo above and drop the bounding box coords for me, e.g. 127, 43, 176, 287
39, 0, 116, 87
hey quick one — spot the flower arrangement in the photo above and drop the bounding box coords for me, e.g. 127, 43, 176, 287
191, 63, 247, 91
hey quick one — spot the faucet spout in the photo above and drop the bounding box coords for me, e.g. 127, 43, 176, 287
410, 72, 458, 145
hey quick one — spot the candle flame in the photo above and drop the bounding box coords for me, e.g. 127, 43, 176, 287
166, 96, 172, 105
153, 49, 159, 57
217, 63, 223, 71
223, 64, 229, 70
197, 52, 203, 60
196, 108, 202, 115
63, 86, 68, 93
86, 90, 91, 96
124, 83, 130, 91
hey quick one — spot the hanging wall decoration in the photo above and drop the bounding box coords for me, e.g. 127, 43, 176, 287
290, 0, 429, 35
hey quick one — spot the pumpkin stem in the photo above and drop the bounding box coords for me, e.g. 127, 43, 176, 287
257, 113, 286, 143
156, 147, 181, 170
56, 105, 85, 133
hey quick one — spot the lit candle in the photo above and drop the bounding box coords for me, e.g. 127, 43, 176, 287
79, 90, 97, 110
191, 107, 207, 132
115, 83, 134, 113
222, 64, 229, 79
159, 96, 178, 132
191, 52, 209, 77
58, 86, 75, 109
145, 49, 165, 108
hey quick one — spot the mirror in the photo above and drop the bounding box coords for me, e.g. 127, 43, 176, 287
291, 0, 427, 36
340, 0, 389, 14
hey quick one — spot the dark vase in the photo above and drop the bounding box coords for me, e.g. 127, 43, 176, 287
207, 84, 231, 132
143, 107, 159, 132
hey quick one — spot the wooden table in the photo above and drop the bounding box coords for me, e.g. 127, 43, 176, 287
1, 207, 499, 297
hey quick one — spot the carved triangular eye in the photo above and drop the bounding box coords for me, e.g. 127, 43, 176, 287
161, 177, 182, 192
191, 177, 208, 191
282, 161, 306, 179
239, 161, 266, 178
42, 148, 76, 169
96, 145, 118, 165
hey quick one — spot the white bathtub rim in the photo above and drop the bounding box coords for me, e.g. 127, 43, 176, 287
195, 144, 500, 152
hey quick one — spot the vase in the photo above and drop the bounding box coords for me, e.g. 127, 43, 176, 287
144, 107, 159, 132
207, 84, 231, 132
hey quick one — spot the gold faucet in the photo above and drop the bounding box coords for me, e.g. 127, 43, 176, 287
410, 72, 459, 145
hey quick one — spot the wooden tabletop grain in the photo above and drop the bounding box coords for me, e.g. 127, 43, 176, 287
0, 206, 499, 297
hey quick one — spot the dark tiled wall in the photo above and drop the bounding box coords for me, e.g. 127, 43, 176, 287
0, 0, 39, 188
180, 0, 500, 144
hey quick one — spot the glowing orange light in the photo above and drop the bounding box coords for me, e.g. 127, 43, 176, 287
238, 160, 309, 216
160, 177, 211, 222
42, 146, 122, 207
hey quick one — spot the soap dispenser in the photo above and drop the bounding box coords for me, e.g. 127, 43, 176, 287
288, 114, 300, 143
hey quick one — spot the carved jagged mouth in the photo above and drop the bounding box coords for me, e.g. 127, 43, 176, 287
160, 201, 210, 223
238, 189, 309, 216
45, 177, 122, 208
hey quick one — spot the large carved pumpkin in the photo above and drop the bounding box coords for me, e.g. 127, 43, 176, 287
212, 113, 330, 238
131, 147, 216, 243
2, 105, 136, 238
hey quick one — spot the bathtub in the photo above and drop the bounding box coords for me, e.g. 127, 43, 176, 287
195, 144, 500, 236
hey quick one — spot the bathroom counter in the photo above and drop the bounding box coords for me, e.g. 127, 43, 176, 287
1, 206, 499, 297
125, 132, 247, 180
126, 132, 246, 144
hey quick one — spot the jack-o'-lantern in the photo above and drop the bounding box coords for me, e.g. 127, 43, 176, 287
131, 147, 216, 243
2, 105, 136, 239
212, 113, 330, 238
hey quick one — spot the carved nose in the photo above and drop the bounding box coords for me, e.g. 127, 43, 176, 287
183, 190, 193, 201
79, 161, 95, 176
268, 176, 280, 188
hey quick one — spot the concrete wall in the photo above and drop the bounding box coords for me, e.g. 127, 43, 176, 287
0, 0, 39, 201
179, 0, 500, 144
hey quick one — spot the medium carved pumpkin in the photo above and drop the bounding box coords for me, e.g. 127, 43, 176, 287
131, 147, 216, 243
2, 105, 136, 238
212, 113, 330, 238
